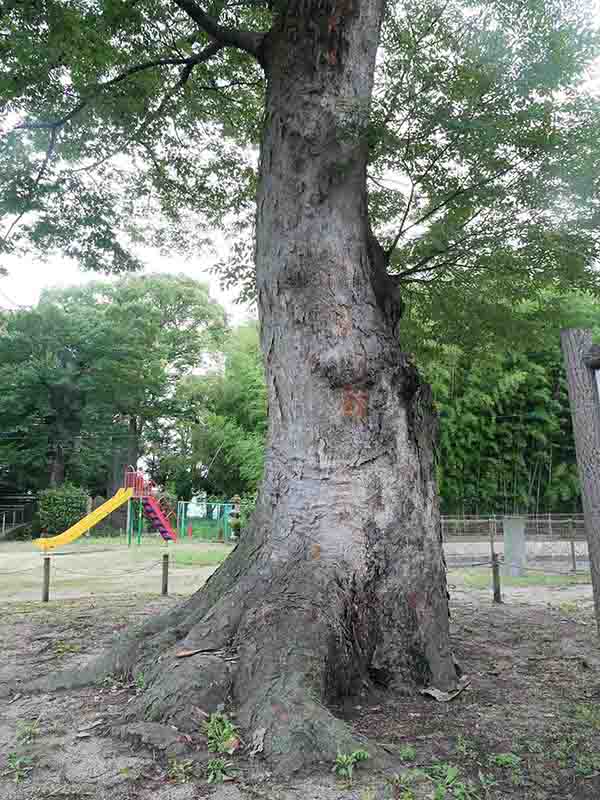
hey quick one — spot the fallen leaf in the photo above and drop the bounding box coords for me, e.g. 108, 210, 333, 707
224, 735, 242, 754
420, 677, 471, 703
175, 649, 205, 659
249, 727, 266, 757
78, 719, 104, 733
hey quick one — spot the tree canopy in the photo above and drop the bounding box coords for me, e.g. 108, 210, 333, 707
2, 0, 599, 330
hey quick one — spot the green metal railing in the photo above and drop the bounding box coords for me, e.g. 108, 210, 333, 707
177, 501, 236, 542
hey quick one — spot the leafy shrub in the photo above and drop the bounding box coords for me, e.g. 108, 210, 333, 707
333, 750, 370, 784
239, 493, 257, 529
202, 712, 240, 754
206, 758, 233, 784
38, 483, 89, 535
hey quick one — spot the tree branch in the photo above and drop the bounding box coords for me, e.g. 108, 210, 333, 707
11, 42, 224, 136
1, 127, 57, 246
385, 181, 415, 260
391, 162, 521, 251
171, 0, 265, 57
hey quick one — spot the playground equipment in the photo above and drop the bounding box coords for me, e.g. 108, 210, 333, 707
124, 468, 177, 545
33, 469, 177, 552
177, 497, 238, 542
34, 487, 134, 552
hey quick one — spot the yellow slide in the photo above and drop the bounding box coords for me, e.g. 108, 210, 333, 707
34, 488, 134, 552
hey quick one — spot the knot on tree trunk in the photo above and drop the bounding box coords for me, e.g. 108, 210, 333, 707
311, 341, 378, 389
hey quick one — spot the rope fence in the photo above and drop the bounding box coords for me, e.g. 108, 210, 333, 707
51, 559, 164, 577
0, 554, 172, 602
0, 551, 592, 606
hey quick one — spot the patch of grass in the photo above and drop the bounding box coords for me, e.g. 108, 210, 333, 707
134, 671, 146, 693
554, 733, 584, 768
575, 752, 600, 777
454, 735, 477, 760
558, 600, 579, 615
206, 757, 233, 784
2, 752, 34, 783
16, 720, 40, 745
399, 744, 417, 762
521, 738, 544, 754
360, 789, 377, 800
167, 757, 195, 783
489, 752, 520, 769
451, 567, 590, 589
119, 765, 142, 781
574, 703, 600, 730
333, 749, 370, 785
171, 547, 232, 568
203, 712, 240, 754
420, 763, 481, 799
52, 640, 81, 657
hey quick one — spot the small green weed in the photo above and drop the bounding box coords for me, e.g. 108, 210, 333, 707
489, 752, 520, 769
2, 752, 34, 783
16, 719, 40, 745
559, 601, 579, 615
575, 752, 600, 777
134, 672, 146, 693
424, 763, 479, 799
202, 712, 240, 754
119, 765, 142, 781
360, 788, 377, 800
206, 757, 233, 784
390, 777, 417, 800
574, 703, 600, 730
455, 735, 477, 760
333, 749, 370, 784
53, 640, 81, 657
167, 757, 195, 783
399, 744, 417, 762
554, 733, 583, 768
522, 738, 544, 754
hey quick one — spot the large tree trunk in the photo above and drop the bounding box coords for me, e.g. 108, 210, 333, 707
48, 441, 65, 487
31, 1, 457, 771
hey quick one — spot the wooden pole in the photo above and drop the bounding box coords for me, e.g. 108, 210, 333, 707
162, 553, 169, 596
492, 552, 502, 604
126, 498, 132, 547
137, 498, 143, 546
561, 329, 600, 633
42, 556, 50, 602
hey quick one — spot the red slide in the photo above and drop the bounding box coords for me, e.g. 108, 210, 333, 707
142, 496, 177, 542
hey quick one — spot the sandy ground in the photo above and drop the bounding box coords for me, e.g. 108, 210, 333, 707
1, 550, 600, 798
0, 540, 230, 602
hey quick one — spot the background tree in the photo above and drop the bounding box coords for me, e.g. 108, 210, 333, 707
48, 274, 226, 487
4, 0, 600, 771
0, 300, 120, 488
147, 323, 266, 498
0, 273, 225, 493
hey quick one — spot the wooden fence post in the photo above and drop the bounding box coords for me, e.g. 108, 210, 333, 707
492, 552, 502, 604
162, 553, 169, 596
561, 329, 600, 633
42, 556, 50, 602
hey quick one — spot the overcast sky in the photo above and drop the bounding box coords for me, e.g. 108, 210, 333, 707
0, 241, 256, 324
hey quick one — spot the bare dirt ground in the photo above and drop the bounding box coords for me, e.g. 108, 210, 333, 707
1, 571, 600, 799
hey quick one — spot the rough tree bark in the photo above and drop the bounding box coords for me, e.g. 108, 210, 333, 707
28, 0, 458, 770
561, 329, 600, 634
48, 441, 65, 487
